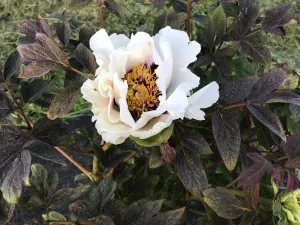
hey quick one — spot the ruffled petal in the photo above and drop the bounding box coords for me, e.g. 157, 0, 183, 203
89, 29, 114, 71
95, 109, 131, 144
109, 33, 130, 49
130, 114, 173, 139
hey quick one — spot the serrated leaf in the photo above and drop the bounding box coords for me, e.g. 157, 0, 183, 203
103, 199, 125, 221
47, 82, 83, 120
3, 51, 22, 80
75, 43, 96, 73
218, 0, 238, 17
131, 123, 173, 147
219, 76, 259, 105
235, 1, 259, 37
89, 178, 117, 213
104, 0, 124, 18
283, 133, 300, 156
182, 131, 213, 155
17, 33, 69, 78
0, 92, 14, 119
177, 145, 209, 197
21, 79, 54, 103
212, 111, 241, 171
23, 140, 66, 166
172, 0, 187, 13
42, 211, 66, 222
54, 21, 71, 46
240, 38, 271, 63
17, 18, 53, 44
247, 104, 286, 141
124, 200, 163, 225
98, 216, 115, 225
203, 187, 244, 219
1, 150, 31, 204
248, 68, 286, 100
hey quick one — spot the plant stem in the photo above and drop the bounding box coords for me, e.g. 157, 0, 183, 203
92, 155, 100, 181
227, 189, 273, 205
187, 0, 192, 38
228, 28, 263, 49
69, 66, 93, 80
62, 146, 94, 156
55, 147, 96, 181
206, 102, 247, 117
98, 1, 104, 28
4, 83, 32, 128
225, 176, 240, 189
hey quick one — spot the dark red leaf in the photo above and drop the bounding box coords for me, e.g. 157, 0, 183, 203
283, 133, 300, 156
285, 156, 300, 169
238, 162, 271, 187
287, 172, 300, 192
243, 184, 260, 210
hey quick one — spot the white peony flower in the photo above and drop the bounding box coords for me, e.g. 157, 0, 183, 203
81, 26, 219, 145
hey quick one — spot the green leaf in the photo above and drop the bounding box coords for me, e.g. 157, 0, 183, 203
149, 148, 164, 169
153, 11, 186, 34
145, 207, 185, 225
277, 75, 299, 91
21, 79, 54, 103
42, 211, 66, 222
203, 187, 244, 219
79, 27, 95, 47
65, 0, 92, 11
123, 200, 163, 225
69, 200, 95, 219
47, 82, 83, 120
177, 144, 209, 197
1, 150, 32, 204
75, 43, 97, 73
212, 111, 241, 172
50, 187, 83, 206
199, 5, 227, 48
29, 164, 48, 196
89, 178, 117, 213
130, 124, 173, 147
0, 92, 14, 119
247, 104, 286, 141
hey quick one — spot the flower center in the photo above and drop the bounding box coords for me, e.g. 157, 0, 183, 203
123, 63, 162, 121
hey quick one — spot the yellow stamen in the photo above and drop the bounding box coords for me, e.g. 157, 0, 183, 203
123, 63, 162, 120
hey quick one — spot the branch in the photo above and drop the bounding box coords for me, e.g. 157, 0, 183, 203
225, 176, 240, 189
55, 147, 96, 181
227, 189, 273, 205
68, 66, 93, 80
98, 1, 104, 28
187, 0, 192, 38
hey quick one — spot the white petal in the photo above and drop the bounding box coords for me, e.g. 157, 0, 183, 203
109, 33, 130, 49
133, 109, 166, 131
109, 48, 128, 76
90, 29, 114, 70
185, 108, 206, 121
187, 81, 219, 109
95, 109, 131, 144
118, 79, 135, 127
130, 114, 173, 139
161, 83, 190, 120
154, 26, 201, 95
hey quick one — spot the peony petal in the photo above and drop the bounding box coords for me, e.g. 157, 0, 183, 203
133, 109, 166, 131
118, 79, 135, 127
187, 81, 219, 109
161, 83, 190, 120
185, 82, 219, 120
109, 33, 130, 49
130, 114, 173, 139
95, 109, 131, 144
154, 26, 200, 95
